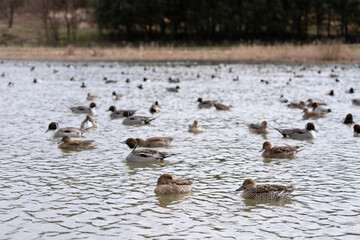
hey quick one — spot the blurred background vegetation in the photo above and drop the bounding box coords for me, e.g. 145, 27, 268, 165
1, 0, 360, 47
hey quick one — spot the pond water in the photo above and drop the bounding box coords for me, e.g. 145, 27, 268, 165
0, 60, 360, 239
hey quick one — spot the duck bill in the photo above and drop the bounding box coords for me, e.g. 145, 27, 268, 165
57, 140, 64, 144
45, 129, 50, 133
236, 186, 245, 191
259, 147, 265, 152
120, 140, 127, 144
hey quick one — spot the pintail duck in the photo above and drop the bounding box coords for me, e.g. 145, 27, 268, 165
344, 114, 354, 124
80, 115, 99, 130
352, 99, 360, 106
236, 179, 297, 200
287, 101, 306, 110
123, 138, 172, 162
122, 115, 158, 125
260, 141, 299, 158
306, 99, 327, 107
275, 122, 317, 140
70, 102, 97, 115
155, 174, 193, 194
166, 86, 180, 92
149, 101, 161, 114
8, 82, 15, 87
58, 136, 95, 150
128, 137, 173, 148
214, 103, 233, 111
303, 108, 327, 119
188, 120, 204, 133
354, 124, 360, 134
107, 106, 136, 118
328, 90, 334, 96
197, 98, 215, 109
312, 102, 331, 113
112, 91, 125, 100
33, 78, 41, 83
248, 121, 270, 134
103, 77, 117, 84
86, 93, 99, 101
279, 94, 289, 103
168, 77, 180, 83
46, 122, 84, 137
80, 82, 86, 88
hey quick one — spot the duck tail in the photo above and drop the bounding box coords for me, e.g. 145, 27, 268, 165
146, 114, 161, 123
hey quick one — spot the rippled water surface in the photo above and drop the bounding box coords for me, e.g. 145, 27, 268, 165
1, 60, 360, 239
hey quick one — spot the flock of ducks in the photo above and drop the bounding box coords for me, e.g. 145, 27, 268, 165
4, 62, 359, 200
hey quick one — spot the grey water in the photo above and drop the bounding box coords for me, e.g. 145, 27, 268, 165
0, 61, 360, 239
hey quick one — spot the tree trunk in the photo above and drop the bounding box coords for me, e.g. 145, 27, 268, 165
8, 4, 14, 28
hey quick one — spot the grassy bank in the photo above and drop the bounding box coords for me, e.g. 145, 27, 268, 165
0, 43, 359, 62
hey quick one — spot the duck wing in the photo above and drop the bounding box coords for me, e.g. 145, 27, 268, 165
172, 178, 193, 185
249, 123, 261, 130
271, 146, 298, 154
147, 137, 173, 142
275, 128, 303, 137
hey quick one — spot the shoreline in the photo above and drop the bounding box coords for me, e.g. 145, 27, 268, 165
0, 44, 360, 63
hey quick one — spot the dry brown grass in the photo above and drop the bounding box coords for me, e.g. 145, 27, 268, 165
0, 43, 359, 62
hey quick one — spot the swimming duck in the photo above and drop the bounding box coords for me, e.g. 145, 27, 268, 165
80, 82, 86, 88
303, 108, 327, 119
107, 106, 137, 118
123, 138, 172, 162
352, 99, 360, 106
344, 114, 355, 124
112, 91, 125, 100
236, 179, 297, 200
166, 86, 180, 92
354, 124, 360, 134
248, 121, 270, 134
149, 101, 161, 114
275, 122, 317, 140
279, 95, 289, 103
312, 103, 331, 112
197, 98, 215, 109
8, 82, 15, 87
103, 77, 117, 84
70, 102, 97, 115
346, 88, 354, 94
306, 99, 327, 107
155, 174, 193, 194
214, 103, 233, 111
188, 120, 204, 133
287, 101, 306, 110
328, 90, 334, 96
45, 122, 84, 137
58, 136, 95, 150
127, 137, 173, 148
80, 115, 99, 130
122, 116, 158, 125
168, 77, 180, 83
33, 78, 41, 83
260, 141, 299, 158
86, 93, 99, 101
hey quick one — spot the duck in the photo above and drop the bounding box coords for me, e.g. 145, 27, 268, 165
197, 98, 215, 109
80, 82, 86, 88
168, 77, 180, 83
107, 106, 136, 118
123, 138, 172, 162
260, 141, 299, 158
249, 121, 270, 134
112, 91, 125, 100
8, 82, 15, 87
154, 174, 193, 194
328, 90, 334, 96
103, 77, 117, 84
33, 78, 41, 83
45, 122, 84, 137
302, 108, 327, 119
287, 101, 306, 110
275, 122, 317, 140
127, 137, 173, 148
278, 94, 289, 103
312, 103, 331, 112
166, 86, 180, 92
344, 114, 355, 124
86, 93, 99, 101
58, 136, 95, 150
214, 103, 232, 111
306, 99, 327, 107
188, 120, 204, 133
354, 124, 360, 134
80, 115, 99, 130
122, 116, 158, 125
149, 101, 161, 114
352, 99, 360, 106
346, 87, 354, 94
70, 102, 97, 115
236, 179, 297, 200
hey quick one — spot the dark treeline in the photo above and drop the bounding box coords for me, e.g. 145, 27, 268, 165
95, 0, 360, 44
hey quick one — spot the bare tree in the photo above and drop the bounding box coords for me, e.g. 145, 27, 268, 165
0, 0, 24, 28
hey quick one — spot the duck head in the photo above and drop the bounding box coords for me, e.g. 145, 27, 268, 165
236, 179, 256, 191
